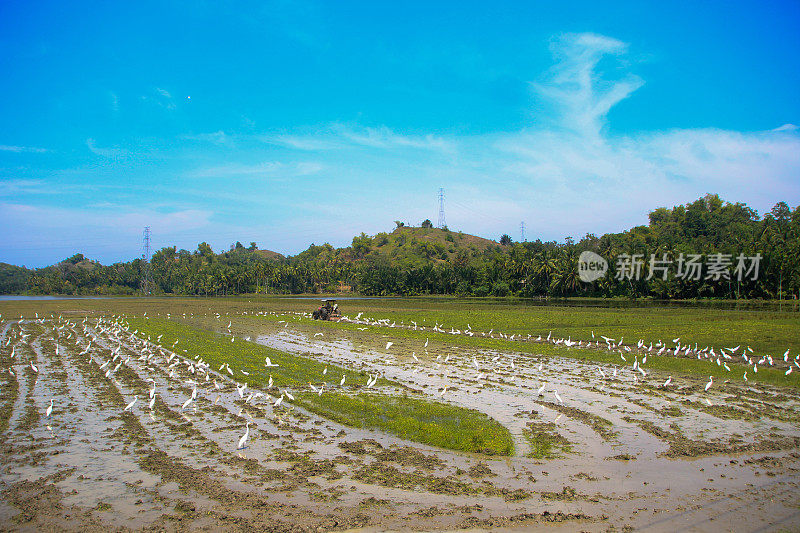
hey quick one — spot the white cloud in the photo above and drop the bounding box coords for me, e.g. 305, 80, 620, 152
140, 87, 176, 110
190, 161, 322, 179
86, 138, 128, 158
259, 123, 456, 154
183, 130, 232, 146
0, 179, 57, 196
533, 32, 644, 140
0, 145, 48, 153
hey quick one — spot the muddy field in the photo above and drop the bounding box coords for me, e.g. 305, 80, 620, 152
1, 299, 799, 532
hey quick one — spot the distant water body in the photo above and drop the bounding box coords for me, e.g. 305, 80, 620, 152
0, 295, 111, 301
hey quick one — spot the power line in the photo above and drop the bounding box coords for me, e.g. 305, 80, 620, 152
437, 187, 446, 229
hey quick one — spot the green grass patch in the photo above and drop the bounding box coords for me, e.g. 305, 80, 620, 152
294, 391, 514, 456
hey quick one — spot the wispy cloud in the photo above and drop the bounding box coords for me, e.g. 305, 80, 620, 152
86, 138, 128, 158
0, 145, 48, 153
140, 87, 176, 110
0, 179, 57, 196
190, 161, 323, 179
182, 130, 233, 146
533, 33, 644, 140
259, 123, 456, 153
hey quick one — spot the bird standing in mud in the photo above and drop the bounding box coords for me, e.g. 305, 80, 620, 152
124, 396, 138, 412
46, 399, 53, 418
553, 390, 563, 405
238, 421, 250, 450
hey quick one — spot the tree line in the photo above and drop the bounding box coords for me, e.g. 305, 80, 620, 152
4, 195, 799, 300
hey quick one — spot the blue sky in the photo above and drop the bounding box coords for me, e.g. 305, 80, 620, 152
1, 1, 799, 267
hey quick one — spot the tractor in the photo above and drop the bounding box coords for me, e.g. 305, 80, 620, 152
312, 299, 341, 321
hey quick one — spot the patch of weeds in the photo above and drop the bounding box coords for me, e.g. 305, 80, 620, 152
523, 422, 573, 459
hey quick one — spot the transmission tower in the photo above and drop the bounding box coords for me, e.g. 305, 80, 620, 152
520, 221, 526, 242
141, 226, 153, 295
437, 188, 446, 229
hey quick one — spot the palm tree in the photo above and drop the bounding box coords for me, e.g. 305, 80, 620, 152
533, 250, 557, 295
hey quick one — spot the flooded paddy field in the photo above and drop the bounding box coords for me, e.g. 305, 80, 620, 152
1, 297, 799, 531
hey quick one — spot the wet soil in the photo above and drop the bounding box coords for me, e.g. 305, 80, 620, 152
0, 308, 799, 532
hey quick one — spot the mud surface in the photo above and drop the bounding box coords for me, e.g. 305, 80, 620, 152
1, 307, 799, 532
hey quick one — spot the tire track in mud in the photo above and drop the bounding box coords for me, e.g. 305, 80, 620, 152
637, 472, 800, 532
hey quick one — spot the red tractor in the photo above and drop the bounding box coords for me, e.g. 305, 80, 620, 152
312, 299, 341, 321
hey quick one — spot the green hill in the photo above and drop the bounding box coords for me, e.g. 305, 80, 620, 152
362, 226, 500, 267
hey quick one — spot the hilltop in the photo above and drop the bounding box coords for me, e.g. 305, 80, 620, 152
362, 226, 499, 266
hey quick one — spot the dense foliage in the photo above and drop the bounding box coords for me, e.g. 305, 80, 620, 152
3, 195, 799, 299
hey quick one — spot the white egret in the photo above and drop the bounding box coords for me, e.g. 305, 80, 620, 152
237, 421, 250, 449
124, 396, 138, 411
704, 376, 713, 391
385, 341, 393, 350
663, 376, 672, 387
46, 399, 53, 417
340, 375, 346, 386
553, 390, 563, 404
